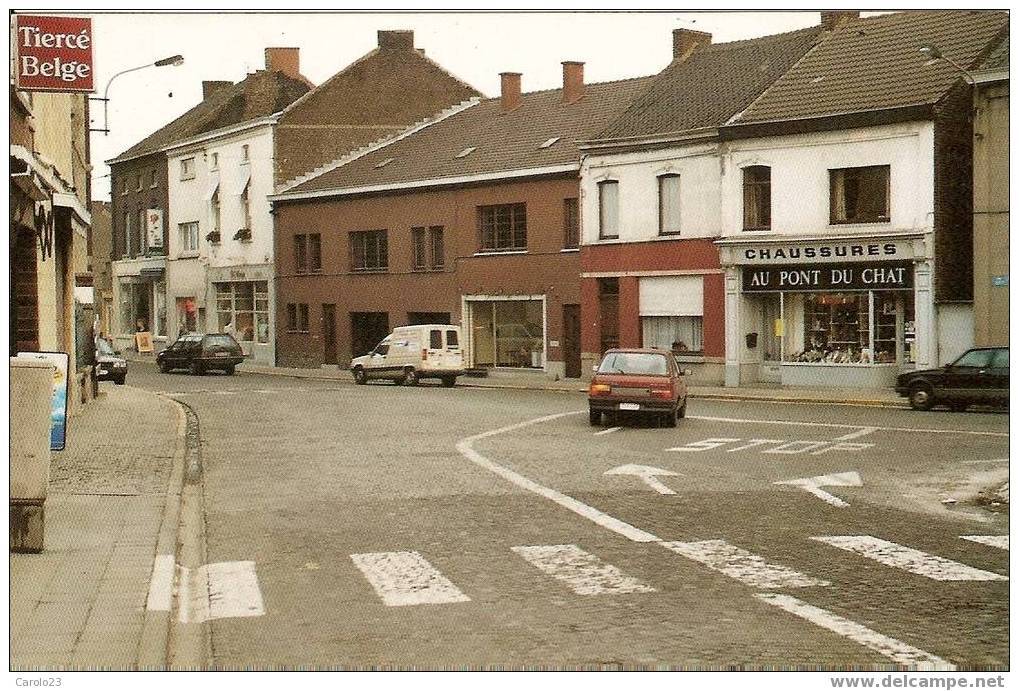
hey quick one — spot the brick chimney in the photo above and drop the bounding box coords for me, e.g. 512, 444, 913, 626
562, 61, 584, 104
378, 30, 414, 49
820, 11, 859, 31
500, 72, 522, 112
265, 47, 302, 80
202, 80, 232, 99
673, 28, 712, 61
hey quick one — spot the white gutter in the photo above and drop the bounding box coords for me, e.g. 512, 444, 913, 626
270, 163, 578, 203
162, 114, 280, 155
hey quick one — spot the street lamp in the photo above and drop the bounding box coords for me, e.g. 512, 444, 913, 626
89, 54, 184, 135
919, 44, 975, 84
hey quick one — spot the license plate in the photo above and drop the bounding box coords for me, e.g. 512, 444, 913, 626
618, 402, 640, 411
98, 369, 107, 375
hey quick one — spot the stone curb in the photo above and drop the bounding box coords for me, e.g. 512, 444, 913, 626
232, 364, 907, 409
134, 386, 189, 669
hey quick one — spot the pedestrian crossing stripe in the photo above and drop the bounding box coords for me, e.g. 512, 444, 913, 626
811, 536, 1008, 581
350, 551, 470, 607
658, 539, 829, 589
512, 544, 655, 595
177, 561, 265, 624
960, 535, 1009, 551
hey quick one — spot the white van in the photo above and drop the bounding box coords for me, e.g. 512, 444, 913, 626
350, 324, 464, 387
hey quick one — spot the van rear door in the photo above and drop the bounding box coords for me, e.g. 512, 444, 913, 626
445, 328, 463, 368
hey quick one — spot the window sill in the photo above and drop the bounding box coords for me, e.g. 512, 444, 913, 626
350, 268, 389, 274
658, 232, 682, 238
829, 220, 891, 227
412, 267, 445, 272
673, 354, 705, 363
742, 227, 771, 233
474, 250, 527, 256
179, 253, 200, 259
560, 248, 580, 253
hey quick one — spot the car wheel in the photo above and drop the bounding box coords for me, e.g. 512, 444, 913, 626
114, 376, 126, 386
403, 368, 418, 386
665, 409, 677, 428
677, 399, 687, 419
589, 409, 601, 426
908, 383, 934, 411
440, 376, 456, 388
189, 361, 204, 376
158, 361, 170, 374
224, 365, 235, 376
353, 367, 367, 385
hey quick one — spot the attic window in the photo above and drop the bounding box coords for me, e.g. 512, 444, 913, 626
539, 137, 560, 149
375, 158, 395, 169
455, 146, 477, 159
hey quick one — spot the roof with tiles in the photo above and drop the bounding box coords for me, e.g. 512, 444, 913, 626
733, 10, 1009, 125
281, 74, 655, 196
595, 25, 824, 141
110, 70, 311, 163
978, 34, 1008, 71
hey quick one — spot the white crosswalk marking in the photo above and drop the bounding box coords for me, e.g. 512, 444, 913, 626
811, 536, 1008, 581
512, 544, 655, 595
178, 560, 265, 623
659, 539, 829, 589
961, 535, 1009, 551
755, 594, 956, 671
351, 551, 470, 607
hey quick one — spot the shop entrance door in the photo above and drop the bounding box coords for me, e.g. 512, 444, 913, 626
562, 304, 581, 378
350, 312, 389, 358
322, 304, 337, 365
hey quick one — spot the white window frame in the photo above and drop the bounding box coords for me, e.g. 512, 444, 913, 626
179, 222, 200, 256
180, 157, 196, 180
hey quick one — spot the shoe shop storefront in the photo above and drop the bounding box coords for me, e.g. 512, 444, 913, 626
717, 232, 935, 389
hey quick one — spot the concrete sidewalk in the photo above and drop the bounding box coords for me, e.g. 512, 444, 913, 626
227, 358, 906, 408
10, 384, 186, 670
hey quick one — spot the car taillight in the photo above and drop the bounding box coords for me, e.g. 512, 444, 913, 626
650, 386, 673, 399
589, 383, 611, 395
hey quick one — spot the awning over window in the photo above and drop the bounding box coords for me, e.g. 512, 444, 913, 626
235, 168, 251, 195
203, 175, 220, 201
639, 275, 703, 317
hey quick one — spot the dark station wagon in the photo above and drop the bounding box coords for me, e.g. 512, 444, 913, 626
157, 332, 245, 376
896, 346, 1009, 411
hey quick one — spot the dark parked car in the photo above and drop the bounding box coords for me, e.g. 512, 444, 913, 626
588, 348, 689, 427
95, 337, 127, 385
157, 332, 244, 375
896, 346, 1009, 411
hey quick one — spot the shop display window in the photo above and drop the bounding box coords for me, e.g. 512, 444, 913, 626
469, 300, 544, 368
215, 280, 270, 344
779, 290, 914, 365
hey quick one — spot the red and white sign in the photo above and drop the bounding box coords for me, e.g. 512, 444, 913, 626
15, 15, 95, 93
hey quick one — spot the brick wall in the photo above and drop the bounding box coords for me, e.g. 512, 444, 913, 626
110, 153, 169, 260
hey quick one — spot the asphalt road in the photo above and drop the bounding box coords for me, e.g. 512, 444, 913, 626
127, 362, 1009, 669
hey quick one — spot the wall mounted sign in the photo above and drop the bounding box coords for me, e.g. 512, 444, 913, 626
15, 15, 95, 92
992, 275, 1008, 287
147, 209, 164, 249
723, 237, 922, 266
742, 261, 914, 293
17, 351, 70, 451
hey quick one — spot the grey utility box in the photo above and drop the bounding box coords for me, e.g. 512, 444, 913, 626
10, 357, 54, 553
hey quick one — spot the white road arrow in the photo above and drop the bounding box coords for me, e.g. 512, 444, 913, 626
604, 464, 682, 495
774, 471, 862, 508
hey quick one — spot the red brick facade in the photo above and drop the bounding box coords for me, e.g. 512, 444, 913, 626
274, 176, 582, 371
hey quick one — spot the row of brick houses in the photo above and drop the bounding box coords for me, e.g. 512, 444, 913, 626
108, 11, 1008, 388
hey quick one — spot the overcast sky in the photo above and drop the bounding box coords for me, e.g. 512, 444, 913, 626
83, 10, 851, 201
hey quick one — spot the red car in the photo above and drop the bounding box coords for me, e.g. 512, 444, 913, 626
588, 348, 689, 427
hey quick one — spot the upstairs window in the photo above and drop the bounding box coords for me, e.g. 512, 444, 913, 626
412, 226, 444, 270
240, 144, 250, 163
478, 203, 527, 252
429, 226, 444, 269
350, 230, 388, 272
137, 208, 147, 254
180, 157, 195, 180
743, 166, 771, 231
135, 175, 143, 192
830, 165, 890, 224
658, 174, 681, 235
598, 180, 619, 239
412, 227, 427, 270
210, 189, 221, 233
149, 169, 158, 188
294, 234, 308, 274
123, 212, 132, 256
209, 152, 219, 171
179, 222, 199, 255
563, 198, 579, 249
309, 234, 321, 272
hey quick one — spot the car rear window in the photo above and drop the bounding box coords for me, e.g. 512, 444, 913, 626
991, 349, 1009, 369
598, 352, 668, 376
446, 330, 459, 348
96, 339, 116, 356
203, 334, 238, 349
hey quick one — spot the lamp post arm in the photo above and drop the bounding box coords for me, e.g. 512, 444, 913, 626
942, 55, 976, 85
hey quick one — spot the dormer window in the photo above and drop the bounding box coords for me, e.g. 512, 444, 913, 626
455, 146, 477, 159
539, 137, 560, 149
374, 158, 394, 169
